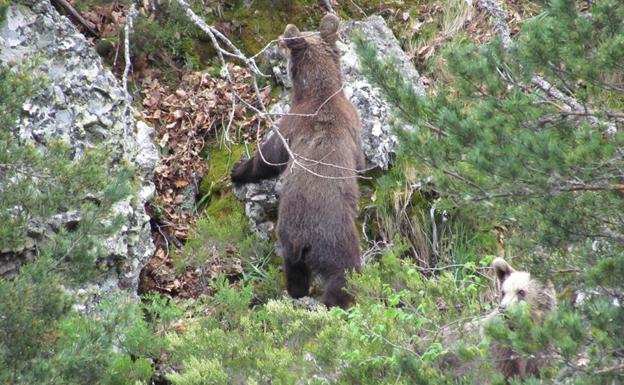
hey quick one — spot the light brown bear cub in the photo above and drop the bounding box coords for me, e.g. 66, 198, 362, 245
231, 14, 364, 308
441, 258, 556, 382
490, 257, 556, 380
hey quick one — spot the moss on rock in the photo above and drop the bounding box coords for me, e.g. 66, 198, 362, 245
220, 0, 320, 55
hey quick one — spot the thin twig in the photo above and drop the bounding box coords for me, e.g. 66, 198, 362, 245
121, 4, 137, 156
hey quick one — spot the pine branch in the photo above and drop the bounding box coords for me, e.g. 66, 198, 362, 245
470, 183, 624, 202
478, 0, 617, 133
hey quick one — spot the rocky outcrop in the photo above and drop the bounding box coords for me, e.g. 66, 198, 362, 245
0, 0, 158, 295
232, 177, 280, 242
340, 15, 425, 169
238, 15, 423, 239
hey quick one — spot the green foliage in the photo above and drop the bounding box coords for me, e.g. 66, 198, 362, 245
53, 298, 156, 385
158, 247, 493, 385
355, 0, 624, 381
0, 0, 8, 24
355, 1, 624, 254
178, 165, 273, 268
177, 194, 280, 301
0, 256, 70, 375
133, 1, 210, 70
106, 356, 153, 385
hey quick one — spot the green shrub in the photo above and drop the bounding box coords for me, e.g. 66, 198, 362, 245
158, 246, 494, 385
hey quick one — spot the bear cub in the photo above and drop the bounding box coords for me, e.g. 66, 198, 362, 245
440, 258, 556, 382
231, 14, 365, 308
490, 257, 556, 380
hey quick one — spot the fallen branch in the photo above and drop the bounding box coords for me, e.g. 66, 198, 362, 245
477, 0, 512, 49
530, 76, 584, 112
52, 0, 99, 37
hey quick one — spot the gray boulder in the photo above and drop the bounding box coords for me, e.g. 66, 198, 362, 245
0, 0, 158, 297
339, 15, 425, 169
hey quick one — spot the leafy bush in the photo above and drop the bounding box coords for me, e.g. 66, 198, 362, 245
157, 246, 495, 385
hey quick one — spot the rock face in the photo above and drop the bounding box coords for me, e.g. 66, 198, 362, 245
0, 1, 158, 294
232, 176, 280, 242
238, 15, 423, 239
340, 15, 425, 169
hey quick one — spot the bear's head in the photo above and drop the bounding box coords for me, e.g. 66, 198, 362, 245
281, 14, 343, 104
492, 257, 556, 321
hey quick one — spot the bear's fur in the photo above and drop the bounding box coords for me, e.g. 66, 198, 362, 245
440, 258, 556, 382
231, 14, 364, 308
490, 257, 556, 380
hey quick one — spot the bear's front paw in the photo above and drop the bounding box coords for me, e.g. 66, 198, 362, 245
231, 160, 249, 184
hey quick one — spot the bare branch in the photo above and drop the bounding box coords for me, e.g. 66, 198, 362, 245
121, 4, 137, 156
531, 76, 584, 112
469, 182, 624, 202
595, 362, 624, 375
52, 0, 98, 37
175, 0, 265, 77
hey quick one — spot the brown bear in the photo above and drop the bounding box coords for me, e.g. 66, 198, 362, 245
490, 257, 556, 380
440, 257, 556, 382
231, 14, 365, 308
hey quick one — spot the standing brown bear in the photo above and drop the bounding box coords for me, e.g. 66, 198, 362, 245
231, 14, 365, 308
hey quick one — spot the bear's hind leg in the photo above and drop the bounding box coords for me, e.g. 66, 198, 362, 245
284, 258, 311, 299
322, 272, 353, 309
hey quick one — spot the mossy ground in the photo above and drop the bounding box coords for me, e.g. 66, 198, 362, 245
176, 141, 249, 268
198, 141, 246, 201
174, 138, 283, 301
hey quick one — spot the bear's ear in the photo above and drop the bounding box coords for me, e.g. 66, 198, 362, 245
319, 13, 339, 45
282, 24, 307, 50
492, 257, 515, 284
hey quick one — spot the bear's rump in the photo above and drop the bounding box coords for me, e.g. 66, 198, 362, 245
277, 189, 360, 273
